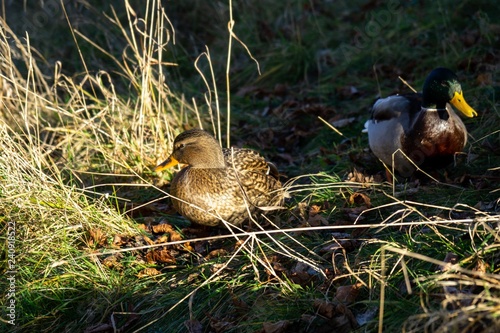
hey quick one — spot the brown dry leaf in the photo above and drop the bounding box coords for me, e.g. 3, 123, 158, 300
334, 283, 363, 305
102, 254, 124, 270
262, 320, 291, 333
312, 300, 359, 332
289, 262, 316, 286
290, 270, 314, 286
343, 206, 367, 222
155, 235, 169, 244
136, 224, 148, 231
349, 192, 372, 208
308, 213, 329, 226
152, 223, 175, 234
209, 316, 234, 333
205, 249, 229, 260
309, 204, 322, 216
184, 319, 203, 333
307, 204, 329, 226
142, 235, 155, 246
112, 234, 127, 247
89, 228, 107, 247
339, 239, 361, 252
272, 261, 287, 273
334, 303, 359, 330
137, 267, 161, 278
474, 259, 489, 274
234, 239, 245, 250
170, 230, 183, 242
347, 168, 372, 183
182, 242, 194, 252
229, 290, 249, 311
319, 237, 361, 255
152, 223, 184, 242
314, 299, 337, 319
194, 241, 208, 255
476, 72, 492, 86
146, 248, 176, 264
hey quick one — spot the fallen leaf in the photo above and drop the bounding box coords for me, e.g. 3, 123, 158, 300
152, 223, 184, 242
234, 239, 245, 250
193, 241, 209, 255
205, 249, 229, 259
89, 228, 107, 247
102, 254, 124, 270
262, 320, 291, 333
346, 168, 377, 183
209, 316, 234, 333
290, 271, 314, 286
155, 235, 169, 244
137, 267, 161, 278
146, 248, 176, 264
301, 204, 329, 226
476, 72, 492, 86
112, 234, 128, 247
314, 299, 337, 319
308, 213, 329, 226
334, 283, 363, 305
309, 204, 322, 216
474, 259, 489, 274
142, 235, 155, 246
229, 290, 249, 311
182, 242, 194, 252
310, 300, 359, 332
349, 192, 371, 208
184, 319, 203, 333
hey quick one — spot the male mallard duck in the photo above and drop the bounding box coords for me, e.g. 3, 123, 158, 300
366, 67, 478, 177
154, 129, 283, 227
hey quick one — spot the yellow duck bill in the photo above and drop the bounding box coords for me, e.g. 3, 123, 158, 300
154, 156, 179, 172
450, 91, 478, 118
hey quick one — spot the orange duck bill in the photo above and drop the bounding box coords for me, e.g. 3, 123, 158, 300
154, 155, 179, 172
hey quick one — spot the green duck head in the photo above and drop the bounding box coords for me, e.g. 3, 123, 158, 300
422, 67, 478, 117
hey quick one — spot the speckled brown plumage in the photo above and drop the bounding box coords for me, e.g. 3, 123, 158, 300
155, 129, 283, 226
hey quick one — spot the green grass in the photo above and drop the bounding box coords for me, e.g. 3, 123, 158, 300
0, 0, 499, 332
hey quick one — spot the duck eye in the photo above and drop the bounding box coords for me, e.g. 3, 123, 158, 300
177, 143, 186, 150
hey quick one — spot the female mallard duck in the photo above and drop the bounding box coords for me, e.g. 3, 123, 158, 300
366, 67, 478, 177
154, 129, 283, 227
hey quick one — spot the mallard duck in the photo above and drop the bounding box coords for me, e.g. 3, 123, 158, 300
366, 67, 478, 177
154, 129, 283, 226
